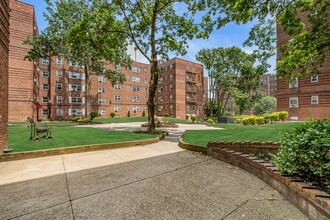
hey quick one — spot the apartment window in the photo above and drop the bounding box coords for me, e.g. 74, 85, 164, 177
165, 86, 167, 91
170, 75, 173, 80
165, 96, 168, 101
114, 84, 121, 90
98, 87, 106, 93
144, 78, 148, 83
132, 77, 140, 82
192, 105, 196, 111
56, 57, 62, 64
132, 67, 140, 73
158, 106, 163, 111
115, 64, 121, 69
170, 95, 173, 101
42, 71, 49, 77
132, 86, 140, 92
56, 109, 63, 116
69, 97, 85, 104
186, 65, 189, 71
133, 96, 140, 102
158, 78, 163, 83
69, 71, 84, 79
127, 105, 131, 110
144, 87, 148, 92
187, 105, 190, 110
133, 106, 141, 111
42, 58, 49, 65
69, 84, 85, 92
311, 96, 319, 104
144, 97, 148, 102
158, 87, 163, 93
56, 70, 63, 77
289, 78, 298, 88
144, 69, 148, 74
170, 64, 173, 70
114, 105, 121, 112
158, 97, 163, 102
165, 76, 168, 81
69, 108, 85, 116
98, 98, 106, 104
42, 109, 49, 116
170, 85, 173, 90
42, 83, 49, 90
57, 96, 63, 103
127, 96, 130, 100
114, 95, 121, 101
145, 106, 148, 110
311, 75, 318, 83
170, 105, 173, 111
98, 109, 106, 116
289, 97, 298, 108
98, 75, 106, 82
57, 83, 62, 90
42, 96, 49, 103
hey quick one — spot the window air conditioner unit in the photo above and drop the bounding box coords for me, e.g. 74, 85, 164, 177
290, 104, 297, 108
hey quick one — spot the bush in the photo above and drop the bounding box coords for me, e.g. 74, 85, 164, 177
191, 115, 196, 123
256, 116, 265, 125
274, 120, 330, 179
142, 110, 146, 117
110, 112, 116, 118
242, 118, 250, 126
236, 118, 242, 124
242, 116, 259, 126
278, 111, 288, 121
253, 96, 277, 115
91, 112, 99, 120
263, 113, 270, 124
77, 118, 83, 123
83, 118, 89, 123
269, 112, 280, 122
164, 113, 169, 117
207, 118, 214, 124
127, 110, 130, 117
73, 116, 81, 122
186, 114, 190, 120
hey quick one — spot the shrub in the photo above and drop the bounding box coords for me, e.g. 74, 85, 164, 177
269, 112, 280, 122
242, 116, 258, 126
127, 110, 130, 117
274, 120, 330, 179
110, 112, 116, 118
186, 114, 190, 120
278, 111, 288, 121
142, 110, 146, 117
242, 118, 249, 126
77, 118, 83, 123
91, 112, 99, 120
256, 116, 265, 125
191, 115, 196, 123
263, 113, 270, 124
73, 116, 81, 122
83, 118, 89, 123
164, 113, 169, 117
207, 118, 214, 124
236, 118, 242, 124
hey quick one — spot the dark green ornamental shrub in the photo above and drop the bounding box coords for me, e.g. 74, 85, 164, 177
164, 113, 169, 117
274, 120, 330, 179
142, 110, 146, 117
127, 110, 130, 117
110, 112, 116, 118
186, 114, 190, 120
91, 112, 99, 120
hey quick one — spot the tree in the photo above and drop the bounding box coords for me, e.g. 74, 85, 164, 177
24, 0, 131, 120
99, 0, 212, 131
197, 46, 265, 117
204, 0, 330, 79
253, 96, 277, 115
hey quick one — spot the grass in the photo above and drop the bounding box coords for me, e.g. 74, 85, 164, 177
8, 126, 156, 152
93, 116, 148, 123
9, 121, 76, 127
163, 117, 192, 124
182, 122, 304, 147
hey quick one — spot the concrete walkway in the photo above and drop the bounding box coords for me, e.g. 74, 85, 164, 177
0, 124, 308, 219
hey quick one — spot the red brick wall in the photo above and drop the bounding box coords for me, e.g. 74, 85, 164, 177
276, 13, 330, 121
8, 0, 38, 121
0, 0, 10, 151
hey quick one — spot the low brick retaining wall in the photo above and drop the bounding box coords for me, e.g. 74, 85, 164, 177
208, 141, 279, 154
141, 123, 179, 128
178, 139, 207, 154
207, 144, 330, 220
0, 138, 159, 162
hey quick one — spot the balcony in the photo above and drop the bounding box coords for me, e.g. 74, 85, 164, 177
186, 77, 197, 84
186, 97, 197, 103
186, 87, 197, 93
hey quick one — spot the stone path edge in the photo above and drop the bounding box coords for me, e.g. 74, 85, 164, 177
0, 137, 160, 162
178, 140, 330, 220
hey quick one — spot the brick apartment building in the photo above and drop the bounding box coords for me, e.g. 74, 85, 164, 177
0, 0, 10, 151
156, 58, 208, 120
8, 0, 39, 121
7, 0, 208, 121
276, 14, 330, 121
260, 73, 277, 97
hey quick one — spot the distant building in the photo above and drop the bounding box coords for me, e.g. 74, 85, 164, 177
260, 74, 277, 97
126, 43, 142, 63
276, 13, 330, 120
0, 0, 10, 151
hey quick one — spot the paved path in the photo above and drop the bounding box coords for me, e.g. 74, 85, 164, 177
0, 124, 308, 219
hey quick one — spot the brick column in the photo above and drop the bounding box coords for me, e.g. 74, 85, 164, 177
0, 0, 10, 152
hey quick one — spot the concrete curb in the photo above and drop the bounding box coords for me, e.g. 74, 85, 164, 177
178, 139, 207, 154
0, 138, 159, 162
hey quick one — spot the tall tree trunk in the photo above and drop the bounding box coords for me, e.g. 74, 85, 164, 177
84, 65, 91, 120
147, 0, 159, 132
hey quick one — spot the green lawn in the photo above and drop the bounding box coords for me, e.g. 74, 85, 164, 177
182, 122, 304, 147
8, 126, 156, 152
9, 121, 76, 127
93, 117, 148, 123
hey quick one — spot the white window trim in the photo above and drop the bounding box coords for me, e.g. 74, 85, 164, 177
56, 70, 63, 77
42, 71, 49, 77
42, 84, 49, 90
311, 96, 319, 104
56, 57, 62, 64
311, 75, 318, 83
57, 96, 63, 104
68, 108, 85, 116
98, 109, 106, 116
42, 109, 49, 116
42, 58, 49, 65
289, 78, 298, 88
56, 109, 63, 116
289, 97, 299, 108
57, 83, 62, 91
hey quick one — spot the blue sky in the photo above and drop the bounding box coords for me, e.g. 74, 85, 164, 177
22, 0, 276, 73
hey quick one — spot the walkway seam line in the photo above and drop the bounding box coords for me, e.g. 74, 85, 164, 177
61, 156, 76, 220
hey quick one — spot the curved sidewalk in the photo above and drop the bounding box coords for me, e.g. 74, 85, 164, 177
0, 124, 308, 219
